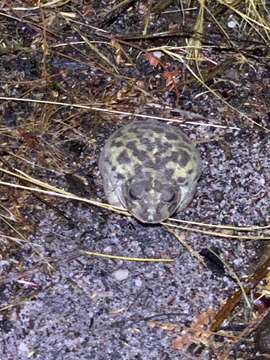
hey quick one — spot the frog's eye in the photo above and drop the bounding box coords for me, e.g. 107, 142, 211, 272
161, 188, 175, 202
129, 183, 143, 200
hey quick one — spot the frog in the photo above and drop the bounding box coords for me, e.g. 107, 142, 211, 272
98, 120, 201, 223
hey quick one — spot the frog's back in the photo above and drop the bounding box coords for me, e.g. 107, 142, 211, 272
100, 120, 200, 181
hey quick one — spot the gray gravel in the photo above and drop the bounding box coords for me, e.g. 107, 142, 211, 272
1, 122, 269, 360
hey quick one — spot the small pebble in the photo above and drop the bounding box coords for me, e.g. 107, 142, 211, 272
112, 269, 129, 281
227, 18, 238, 28
134, 277, 143, 288
18, 342, 29, 355
153, 51, 163, 59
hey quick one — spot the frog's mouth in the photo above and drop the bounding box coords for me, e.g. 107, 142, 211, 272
124, 200, 180, 224
131, 210, 177, 224
132, 213, 166, 224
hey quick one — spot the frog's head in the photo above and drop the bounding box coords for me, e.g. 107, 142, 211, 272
120, 175, 180, 223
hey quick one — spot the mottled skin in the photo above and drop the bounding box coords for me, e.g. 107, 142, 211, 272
99, 120, 201, 223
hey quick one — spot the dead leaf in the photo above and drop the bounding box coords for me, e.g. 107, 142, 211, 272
172, 308, 215, 350
144, 52, 163, 68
